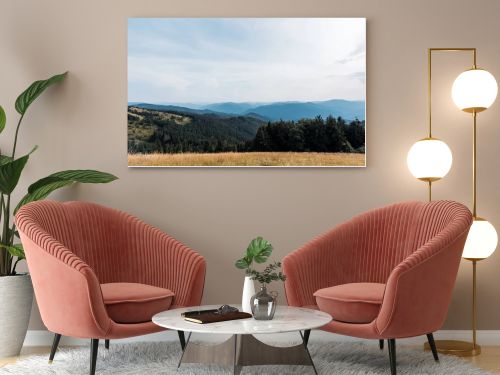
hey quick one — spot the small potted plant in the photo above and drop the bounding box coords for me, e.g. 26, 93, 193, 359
235, 237, 286, 319
235, 237, 273, 313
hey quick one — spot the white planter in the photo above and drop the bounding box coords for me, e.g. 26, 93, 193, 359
0, 274, 33, 358
241, 276, 255, 313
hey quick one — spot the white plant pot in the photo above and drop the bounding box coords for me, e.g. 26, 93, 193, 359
241, 276, 255, 313
0, 274, 33, 358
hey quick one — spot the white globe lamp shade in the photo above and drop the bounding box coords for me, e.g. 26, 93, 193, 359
462, 218, 498, 260
407, 138, 453, 181
452, 69, 498, 113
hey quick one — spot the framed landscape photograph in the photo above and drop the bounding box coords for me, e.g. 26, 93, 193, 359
128, 18, 366, 167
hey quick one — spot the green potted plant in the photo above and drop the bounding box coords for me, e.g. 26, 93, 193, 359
0, 72, 117, 358
235, 237, 286, 319
235, 237, 273, 313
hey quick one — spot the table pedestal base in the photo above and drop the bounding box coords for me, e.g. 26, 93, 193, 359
178, 332, 317, 374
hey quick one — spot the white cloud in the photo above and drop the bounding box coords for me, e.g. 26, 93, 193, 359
128, 18, 366, 103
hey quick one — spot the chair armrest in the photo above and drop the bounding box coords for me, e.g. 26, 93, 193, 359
375, 227, 470, 338
125, 219, 206, 307
18, 231, 111, 339
283, 220, 358, 307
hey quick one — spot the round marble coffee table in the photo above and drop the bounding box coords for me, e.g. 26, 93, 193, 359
153, 305, 332, 374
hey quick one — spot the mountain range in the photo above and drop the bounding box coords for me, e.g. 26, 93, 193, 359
129, 99, 365, 122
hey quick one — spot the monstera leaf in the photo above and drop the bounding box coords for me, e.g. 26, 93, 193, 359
246, 236, 273, 263
235, 236, 274, 269
15, 72, 67, 115
14, 169, 118, 213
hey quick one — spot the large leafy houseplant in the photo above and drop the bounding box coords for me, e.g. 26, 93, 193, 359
0, 72, 117, 276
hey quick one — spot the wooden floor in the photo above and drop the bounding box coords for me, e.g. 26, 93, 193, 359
1, 345, 500, 372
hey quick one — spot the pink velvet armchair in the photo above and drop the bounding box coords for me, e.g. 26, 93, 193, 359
283, 200, 472, 375
16, 200, 206, 375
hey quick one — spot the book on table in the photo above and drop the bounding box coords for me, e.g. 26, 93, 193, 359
182, 309, 252, 324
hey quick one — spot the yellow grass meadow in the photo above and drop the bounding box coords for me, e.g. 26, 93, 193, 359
128, 152, 365, 167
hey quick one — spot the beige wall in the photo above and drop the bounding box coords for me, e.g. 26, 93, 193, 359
1, 0, 500, 331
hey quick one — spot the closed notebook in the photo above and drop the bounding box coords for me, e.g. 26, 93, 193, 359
183, 311, 252, 324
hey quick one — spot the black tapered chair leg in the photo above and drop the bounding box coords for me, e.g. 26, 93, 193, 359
388, 339, 396, 375
90, 339, 99, 375
48, 333, 62, 363
426, 333, 439, 362
105, 339, 110, 350
379, 339, 384, 350
177, 330, 186, 350
303, 329, 311, 347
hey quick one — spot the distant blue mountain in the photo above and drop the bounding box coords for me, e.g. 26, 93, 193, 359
129, 99, 365, 122
204, 102, 256, 114
315, 99, 365, 121
244, 100, 365, 122
203, 99, 365, 122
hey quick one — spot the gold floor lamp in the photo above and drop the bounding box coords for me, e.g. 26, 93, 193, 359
407, 48, 498, 356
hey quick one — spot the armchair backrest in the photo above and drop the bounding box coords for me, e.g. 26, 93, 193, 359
346, 200, 469, 284
283, 200, 472, 308
16, 200, 132, 284
342, 201, 422, 283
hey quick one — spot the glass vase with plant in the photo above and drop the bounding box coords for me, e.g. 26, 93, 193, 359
248, 261, 286, 320
235, 236, 274, 313
235, 237, 286, 319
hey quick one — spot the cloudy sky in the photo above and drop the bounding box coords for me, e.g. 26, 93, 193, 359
128, 18, 365, 104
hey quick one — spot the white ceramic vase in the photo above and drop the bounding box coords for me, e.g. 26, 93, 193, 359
241, 275, 255, 313
0, 274, 34, 358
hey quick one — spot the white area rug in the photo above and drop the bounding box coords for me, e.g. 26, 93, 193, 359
0, 341, 494, 374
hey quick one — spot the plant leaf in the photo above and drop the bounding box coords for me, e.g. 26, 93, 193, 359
16, 180, 74, 213
0, 244, 25, 259
235, 258, 250, 269
246, 237, 273, 264
30, 170, 117, 193
0, 155, 13, 166
0, 150, 35, 194
0, 105, 5, 134
14, 169, 117, 214
15, 72, 67, 115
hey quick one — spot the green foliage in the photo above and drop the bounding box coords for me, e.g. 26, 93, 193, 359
344, 118, 365, 150
235, 237, 287, 285
235, 237, 273, 274
0, 72, 117, 276
1, 244, 24, 259
253, 116, 359, 153
0, 152, 31, 195
128, 106, 365, 155
128, 106, 263, 154
0, 106, 5, 134
15, 170, 118, 214
248, 261, 286, 285
15, 72, 67, 115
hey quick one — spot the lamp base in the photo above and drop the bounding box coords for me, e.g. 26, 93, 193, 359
423, 340, 481, 357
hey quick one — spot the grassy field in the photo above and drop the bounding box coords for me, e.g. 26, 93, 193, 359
128, 152, 365, 167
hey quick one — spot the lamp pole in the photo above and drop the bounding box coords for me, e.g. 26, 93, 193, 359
423, 48, 484, 357
424, 48, 476, 202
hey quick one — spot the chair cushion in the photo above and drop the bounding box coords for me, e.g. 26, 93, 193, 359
101, 283, 174, 324
313, 283, 385, 324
